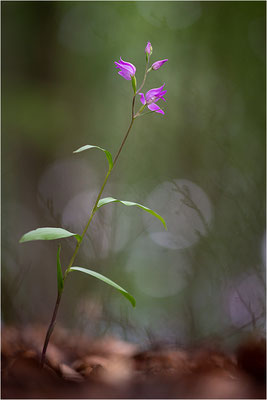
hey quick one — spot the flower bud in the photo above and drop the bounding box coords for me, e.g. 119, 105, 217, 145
152, 59, 168, 71
145, 41, 153, 56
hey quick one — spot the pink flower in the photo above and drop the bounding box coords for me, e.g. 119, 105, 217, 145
114, 57, 136, 81
145, 41, 153, 56
139, 84, 167, 115
152, 59, 168, 71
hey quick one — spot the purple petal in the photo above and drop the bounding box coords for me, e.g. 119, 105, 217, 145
118, 70, 132, 80
115, 62, 133, 74
114, 62, 126, 72
114, 61, 122, 68
118, 57, 136, 75
115, 57, 136, 80
148, 103, 165, 115
145, 84, 166, 102
152, 59, 168, 71
139, 93, 146, 105
159, 90, 167, 101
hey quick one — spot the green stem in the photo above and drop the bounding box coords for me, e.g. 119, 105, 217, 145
62, 167, 112, 281
40, 292, 61, 367
113, 118, 134, 166
132, 58, 150, 119
136, 57, 150, 95
40, 55, 151, 366
134, 104, 146, 118
40, 108, 136, 367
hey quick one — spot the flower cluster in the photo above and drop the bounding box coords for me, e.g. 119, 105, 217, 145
139, 84, 167, 115
115, 42, 168, 115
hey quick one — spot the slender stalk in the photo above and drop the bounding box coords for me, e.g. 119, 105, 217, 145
40, 96, 138, 367
130, 58, 150, 120
113, 118, 134, 166
40, 54, 153, 367
40, 292, 61, 367
62, 168, 112, 282
136, 57, 150, 95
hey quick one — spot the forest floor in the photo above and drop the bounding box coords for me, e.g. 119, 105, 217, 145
1, 325, 265, 399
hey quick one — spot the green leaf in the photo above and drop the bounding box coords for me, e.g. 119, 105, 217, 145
70, 266, 136, 307
97, 197, 167, 230
73, 145, 113, 170
57, 245, 64, 294
19, 227, 82, 243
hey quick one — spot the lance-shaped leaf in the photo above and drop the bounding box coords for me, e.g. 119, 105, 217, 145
97, 197, 167, 230
19, 227, 82, 243
57, 245, 64, 295
70, 266, 136, 307
73, 145, 113, 170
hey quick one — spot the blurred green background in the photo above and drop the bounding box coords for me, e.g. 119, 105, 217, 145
2, 1, 265, 348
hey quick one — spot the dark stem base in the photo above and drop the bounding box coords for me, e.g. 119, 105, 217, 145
40, 292, 62, 367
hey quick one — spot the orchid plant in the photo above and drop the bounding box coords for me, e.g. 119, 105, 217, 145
19, 42, 168, 367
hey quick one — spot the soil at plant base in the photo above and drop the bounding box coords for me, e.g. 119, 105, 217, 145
1, 325, 265, 399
